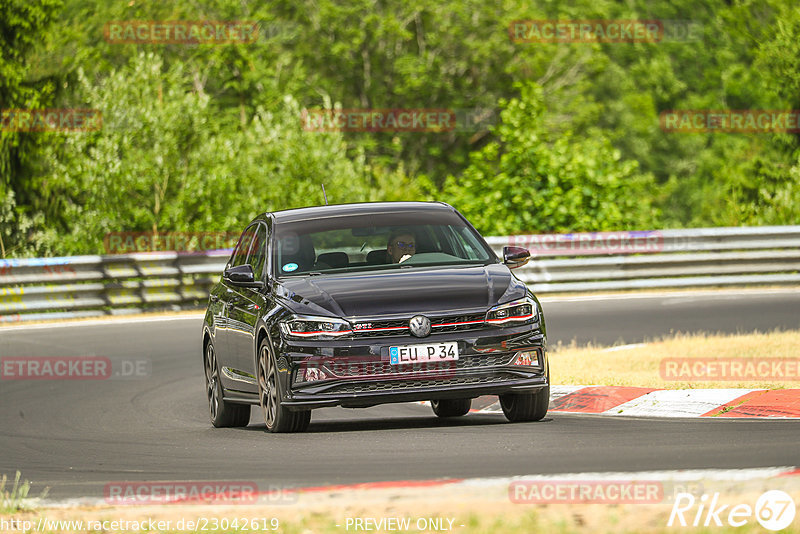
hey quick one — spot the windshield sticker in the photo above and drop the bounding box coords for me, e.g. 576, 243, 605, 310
282, 263, 299, 272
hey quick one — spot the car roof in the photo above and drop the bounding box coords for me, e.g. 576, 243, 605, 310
265, 201, 455, 223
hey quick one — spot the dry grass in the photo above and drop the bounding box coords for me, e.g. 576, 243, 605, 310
550, 330, 800, 389
2, 475, 799, 534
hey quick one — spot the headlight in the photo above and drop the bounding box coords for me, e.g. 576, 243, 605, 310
279, 315, 353, 339
485, 297, 537, 325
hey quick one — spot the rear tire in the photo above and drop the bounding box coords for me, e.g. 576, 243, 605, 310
500, 385, 549, 423
431, 398, 471, 417
257, 339, 311, 433
204, 341, 251, 428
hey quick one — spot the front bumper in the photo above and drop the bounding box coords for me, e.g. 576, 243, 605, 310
275, 322, 548, 410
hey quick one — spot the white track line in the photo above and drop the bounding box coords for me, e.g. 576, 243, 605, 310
601, 343, 647, 352
0, 313, 204, 332
604, 389, 764, 417
539, 287, 800, 303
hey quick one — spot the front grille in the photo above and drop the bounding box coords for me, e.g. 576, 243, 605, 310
324, 373, 519, 394
430, 313, 486, 333
351, 313, 486, 338
293, 353, 514, 385
327, 353, 513, 377
351, 319, 408, 337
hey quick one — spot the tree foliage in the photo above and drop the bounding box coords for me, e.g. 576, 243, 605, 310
38, 53, 423, 255
2, 0, 799, 257
444, 84, 657, 235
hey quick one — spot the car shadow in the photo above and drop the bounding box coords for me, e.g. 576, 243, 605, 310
242, 413, 552, 434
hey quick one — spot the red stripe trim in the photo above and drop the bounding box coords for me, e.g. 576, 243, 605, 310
707, 389, 800, 418
550, 386, 657, 413
271, 478, 465, 494
777, 468, 800, 477
486, 313, 534, 324
702, 390, 766, 417
354, 326, 408, 332
289, 330, 353, 337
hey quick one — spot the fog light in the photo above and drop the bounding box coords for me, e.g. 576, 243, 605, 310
300, 366, 327, 382
512, 350, 539, 366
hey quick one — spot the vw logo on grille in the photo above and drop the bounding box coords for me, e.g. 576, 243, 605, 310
409, 315, 431, 338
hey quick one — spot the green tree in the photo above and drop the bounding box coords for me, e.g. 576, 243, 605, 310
5, 0, 800, 258
443, 83, 658, 235
0, 0, 62, 257
38, 52, 404, 255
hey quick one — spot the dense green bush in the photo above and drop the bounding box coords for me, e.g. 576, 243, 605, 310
443, 84, 658, 235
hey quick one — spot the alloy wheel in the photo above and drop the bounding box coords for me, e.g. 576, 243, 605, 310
204, 343, 220, 421
258, 345, 278, 429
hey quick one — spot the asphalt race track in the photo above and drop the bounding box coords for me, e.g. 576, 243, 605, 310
543, 288, 800, 346
1, 289, 799, 500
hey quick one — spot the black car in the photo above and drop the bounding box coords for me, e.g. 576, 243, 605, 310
202, 201, 549, 432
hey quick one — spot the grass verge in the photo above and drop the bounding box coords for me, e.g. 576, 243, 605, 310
1, 475, 798, 533
550, 329, 800, 389
0, 472, 48, 514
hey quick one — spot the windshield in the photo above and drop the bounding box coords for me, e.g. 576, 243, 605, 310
273, 210, 496, 276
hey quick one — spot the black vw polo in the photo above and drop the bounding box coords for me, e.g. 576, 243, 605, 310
202, 201, 549, 432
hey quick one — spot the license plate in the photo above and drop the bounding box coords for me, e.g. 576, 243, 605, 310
389, 342, 459, 365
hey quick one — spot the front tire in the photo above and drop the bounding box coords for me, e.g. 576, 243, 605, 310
204, 340, 251, 428
257, 340, 310, 433
431, 398, 471, 417
499, 385, 549, 423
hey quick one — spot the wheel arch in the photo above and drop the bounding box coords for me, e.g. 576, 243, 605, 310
202, 327, 213, 362
254, 324, 270, 371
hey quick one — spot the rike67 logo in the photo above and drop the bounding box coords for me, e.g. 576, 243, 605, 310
668, 490, 796, 531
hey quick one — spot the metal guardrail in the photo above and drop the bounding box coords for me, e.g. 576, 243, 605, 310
1, 226, 799, 323
485, 226, 800, 292
0, 251, 230, 323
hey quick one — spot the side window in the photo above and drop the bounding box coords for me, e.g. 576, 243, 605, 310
451, 226, 484, 260
230, 226, 256, 268
247, 224, 268, 280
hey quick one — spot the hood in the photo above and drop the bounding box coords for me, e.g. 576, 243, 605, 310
277, 263, 526, 318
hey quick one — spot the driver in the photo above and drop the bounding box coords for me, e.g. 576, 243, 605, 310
386, 230, 416, 263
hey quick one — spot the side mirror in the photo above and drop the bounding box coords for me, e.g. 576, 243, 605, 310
502, 246, 531, 269
224, 264, 265, 289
